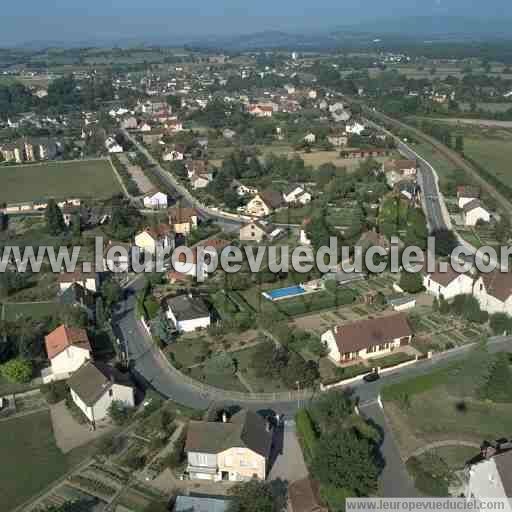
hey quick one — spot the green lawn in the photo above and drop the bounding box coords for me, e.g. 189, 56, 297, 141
0, 159, 122, 202
0, 410, 84, 511
382, 349, 512, 456
2, 301, 61, 322
464, 134, 512, 189
188, 365, 247, 393
233, 345, 287, 393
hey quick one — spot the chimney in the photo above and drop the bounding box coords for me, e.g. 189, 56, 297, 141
222, 411, 228, 423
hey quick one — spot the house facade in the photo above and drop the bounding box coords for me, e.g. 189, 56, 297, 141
135, 225, 174, 254
474, 271, 512, 315
423, 268, 474, 300
168, 207, 198, 235
57, 270, 99, 293
463, 200, 491, 226
465, 448, 512, 509
68, 361, 135, 424
44, 325, 92, 383
166, 294, 211, 332
143, 192, 169, 209
239, 222, 271, 242
185, 410, 272, 482
321, 313, 412, 363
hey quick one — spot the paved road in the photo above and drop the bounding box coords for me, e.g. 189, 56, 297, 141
113, 273, 512, 496
121, 129, 247, 232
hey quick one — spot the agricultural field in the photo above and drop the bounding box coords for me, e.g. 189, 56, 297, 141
0, 159, 123, 203
0, 410, 89, 511
1, 301, 61, 322
463, 129, 512, 189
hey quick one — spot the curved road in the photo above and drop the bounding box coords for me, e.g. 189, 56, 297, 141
113, 274, 512, 497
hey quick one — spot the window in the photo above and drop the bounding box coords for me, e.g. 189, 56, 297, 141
108, 389, 113, 397
197, 453, 209, 466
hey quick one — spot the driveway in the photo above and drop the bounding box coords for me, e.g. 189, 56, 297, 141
268, 420, 309, 483
360, 402, 418, 497
50, 401, 114, 453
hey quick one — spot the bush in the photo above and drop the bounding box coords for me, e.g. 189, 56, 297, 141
296, 409, 318, 459
108, 400, 134, 426
0, 358, 32, 383
41, 381, 68, 404
406, 455, 450, 497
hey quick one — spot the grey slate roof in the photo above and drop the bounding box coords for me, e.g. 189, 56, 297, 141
495, 450, 512, 497
166, 294, 210, 321
68, 361, 132, 407
185, 410, 272, 458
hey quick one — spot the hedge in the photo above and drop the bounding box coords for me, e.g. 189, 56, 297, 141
295, 409, 318, 460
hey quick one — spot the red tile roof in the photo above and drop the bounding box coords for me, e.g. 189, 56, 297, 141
45, 325, 91, 360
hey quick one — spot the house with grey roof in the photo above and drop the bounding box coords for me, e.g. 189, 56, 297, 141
466, 445, 512, 507
68, 361, 135, 425
185, 410, 273, 482
166, 294, 211, 332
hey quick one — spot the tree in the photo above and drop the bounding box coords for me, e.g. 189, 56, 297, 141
311, 390, 355, 433
311, 429, 381, 497
101, 280, 123, 312
455, 134, 464, 153
399, 271, 423, 294
108, 400, 132, 426
95, 296, 107, 327
490, 313, 512, 335
0, 358, 32, 383
431, 229, 458, 257
45, 199, 66, 235
495, 216, 511, 243
228, 479, 287, 512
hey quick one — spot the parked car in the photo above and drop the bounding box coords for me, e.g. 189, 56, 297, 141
363, 371, 380, 383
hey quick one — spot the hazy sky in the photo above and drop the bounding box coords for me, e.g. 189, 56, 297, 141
2, 0, 512, 45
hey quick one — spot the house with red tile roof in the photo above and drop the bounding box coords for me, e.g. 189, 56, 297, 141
321, 313, 412, 363
43, 325, 92, 382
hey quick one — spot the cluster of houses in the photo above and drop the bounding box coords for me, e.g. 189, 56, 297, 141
238, 184, 311, 217
457, 186, 492, 227
0, 137, 60, 163
43, 324, 135, 425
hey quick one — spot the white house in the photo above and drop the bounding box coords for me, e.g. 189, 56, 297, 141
44, 325, 92, 383
321, 313, 412, 364
345, 121, 366, 135
57, 270, 98, 293
303, 133, 316, 144
68, 361, 135, 425
463, 200, 491, 227
134, 225, 174, 255
245, 190, 284, 217
465, 447, 512, 509
423, 267, 474, 300
457, 186, 480, 209
233, 180, 258, 197
299, 218, 312, 246
105, 136, 123, 153
474, 270, 512, 315
283, 185, 312, 205
166, 294, 211, 332
163, 149, 184, 161
173, 239, 230, 280
143, 191, 169, 209
239, 221, 272, 242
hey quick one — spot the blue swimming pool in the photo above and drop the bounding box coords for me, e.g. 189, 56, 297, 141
263, 285, 306, 301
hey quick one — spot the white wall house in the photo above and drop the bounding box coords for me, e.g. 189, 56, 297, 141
134, 225, 174, 255
166, 294, 211, 332
283, 186, 312, 205
474, 271, 512, 315
57, 271, 98, 293
44, 325, 92, 383
345, 121, 366, 135
423, 269, 474, 300
68, 361, 135, 424
463, 200, 491, 227
321, 313, 412, 363
143, 192, 168, 209
465, 449, 512, 509
105, 136, 123, 153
